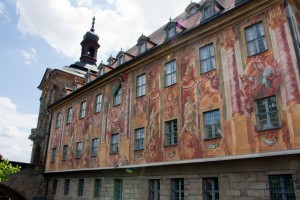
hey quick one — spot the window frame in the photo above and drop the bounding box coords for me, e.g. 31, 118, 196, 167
268, 174, 296, 200
113, 87, 122, 106
136, 74, 146, 97
134, 128, 144, 150
139, 42, 147, 54
203, 5, 215, 20
55, 112, 61, 128
203, 109, 221, 140
165, 60, 177, 87
80, 101, 86, 119
114, 179, 123, 200
199, 43, 216, 74
167, 26, 176, 39
95, 94, 102, 113
110, 134, 119, 154
255, 96, 280, 131
91, 138, 99, 157
76, 142, 82, 158
245, 21, 268, 57
77, 179, 84, 197
203, 177, 219, 200
64, 179, 70, 196
94, 179, 101, 198
62, 145, 68, 161
52, 179, 58, 194
149, 179, 160, 200
66, 107, 72, 124
165, 119, 178, 146
171, 178, 184, 200
51, 148, 56, 162
119, 55, 125, 65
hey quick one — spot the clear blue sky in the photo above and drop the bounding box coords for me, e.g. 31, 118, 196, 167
0, 0, 192, 162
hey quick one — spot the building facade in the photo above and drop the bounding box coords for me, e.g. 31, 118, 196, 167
33, 0, 300, 199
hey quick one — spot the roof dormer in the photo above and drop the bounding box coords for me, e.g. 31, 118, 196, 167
107, 55, 117, 66
136, 34, 157, 54
85, 69, 91, 84
164, 18, 186, 40
116, 49, 135, 66
200, 0, 224, 21
185, 2, 200, 17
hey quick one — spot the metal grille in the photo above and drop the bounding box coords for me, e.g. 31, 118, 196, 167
269, 175, 295, 200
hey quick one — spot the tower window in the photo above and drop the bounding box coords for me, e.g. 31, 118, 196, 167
88, 47, 95, 57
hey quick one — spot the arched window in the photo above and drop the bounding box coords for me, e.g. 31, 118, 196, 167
87, 47, 95, 57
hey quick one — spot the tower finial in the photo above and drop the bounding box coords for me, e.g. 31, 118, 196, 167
90, 16, 95, 32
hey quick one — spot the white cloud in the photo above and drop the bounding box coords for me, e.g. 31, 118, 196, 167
19, 47, 37, 65
0, 97, 37, 163
16, 0, 191, 62
0, 2, 10, 21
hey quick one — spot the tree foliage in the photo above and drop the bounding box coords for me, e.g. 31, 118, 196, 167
0, 154, 21, 182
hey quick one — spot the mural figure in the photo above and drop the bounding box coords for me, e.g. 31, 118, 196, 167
182, 96, 200, 135
146, 107, 161, 145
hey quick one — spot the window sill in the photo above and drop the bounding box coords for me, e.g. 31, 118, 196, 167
66, 122, 71, 125
94, 111, 101, 114
90, 155, 98, 157
136, 94, 145, 98
134, 148, 144, 152
61, 159, 67, 161
257, 126, 281, 132
113, 104, 121, 107
247, 49, 268, 58
203, 136, 222, 141
164, 143, 178, 148
79, 117, 85, 120
200, 68, 216, 75
75, 156, 81, 159
109, 152, 119, 155
165, 83, 177, 88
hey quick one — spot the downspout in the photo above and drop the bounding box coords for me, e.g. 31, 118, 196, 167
44, 107, 52, 200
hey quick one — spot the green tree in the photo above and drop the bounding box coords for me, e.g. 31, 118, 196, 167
0, 154, 21, 182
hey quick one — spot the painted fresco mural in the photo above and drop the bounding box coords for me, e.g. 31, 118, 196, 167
45, 4, 300, 171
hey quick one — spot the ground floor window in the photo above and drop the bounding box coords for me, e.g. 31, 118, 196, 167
171, 178, 184, 200
203, 177, 219, 200
269, 175, 295, 200
114, 179, 123, 200
149, 179, 160, 200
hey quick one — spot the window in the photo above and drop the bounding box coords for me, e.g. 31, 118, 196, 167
136, 74, 146, 97
203, 6, 215, 20
204, 109, 221, 139
52, 179, 58, 194
269, 175, 295, 200
66, 107, 72, 124
119, 55, 125, 65
94, 179, 101, 198
149, 179, 160, 200
80, 101, 86, 118
139, 42, 147, 53
77, 179, 84, 197
64, 179, 70, 196
189, 6, 197, 16
55, 112, 61, 128
165, 120, 178, 146
245, 22, 268, 56
200, 43, 216, 73
114, 179, 123, 200
62, 145, 68, 161
99, 67, 105, 76
76, 142, 82, 158
114, 87, 122, 106
203, 177, 219, 200
51, 148, 56, 162
111, 134, 119, 154
256, 96, 280, 131
95, 94, 102, 113
134, 128, 144, 150
91, 138, 99, 156
165, 60, 177, 86
167, 26, 176, 39
171, 178, 184, 200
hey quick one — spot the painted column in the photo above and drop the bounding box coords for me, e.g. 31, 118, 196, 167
223, 29, 243, 116
269, 6, 300, 106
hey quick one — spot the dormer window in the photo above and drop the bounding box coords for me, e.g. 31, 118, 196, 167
167, 26, 176, 39
203, 6, 215, 20
85, 70, 91, 84
119, 55, 125, 65
189, 6, 197, 15
99, 67, 104, 76
139, 42, 147, 54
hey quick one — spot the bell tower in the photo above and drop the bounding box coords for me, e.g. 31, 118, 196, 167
80, 17, 100, 65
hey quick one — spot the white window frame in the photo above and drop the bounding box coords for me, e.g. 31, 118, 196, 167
76, 142, 82, 158
165, 60, 177, 86
95, 94, 102, 113
203, 6, 215, 20
111, 134, 119, 154
136, 74, 146, 97
245, 21, 268, 56
167, 26, 176, 39
80, 101, 86, 119
66, 107, 72, 124
204, 109, 221, 139
91, 138, 99, 156
55, 112, 61, 128
200, 43, 216, 73
165, 120, 178, 146
255, 96, 280, 131
134, 128, 144, 150
114, 87, 122, 106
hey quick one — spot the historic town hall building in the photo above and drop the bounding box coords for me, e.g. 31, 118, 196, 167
27, 0, 300, 199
